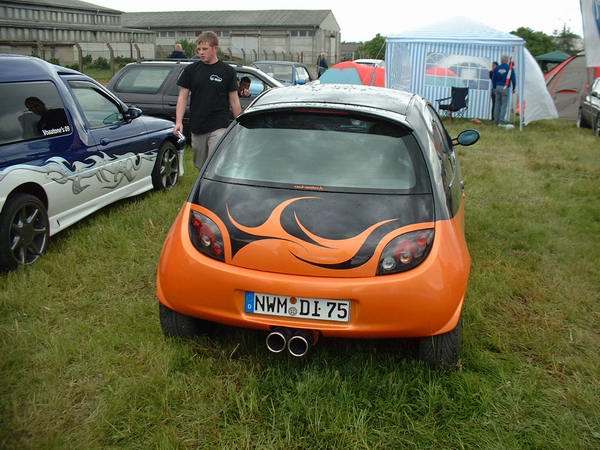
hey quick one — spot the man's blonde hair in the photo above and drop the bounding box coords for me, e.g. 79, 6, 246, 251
196, 31, 219, 47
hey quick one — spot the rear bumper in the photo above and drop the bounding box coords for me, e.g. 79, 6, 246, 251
157, 203, 471, 338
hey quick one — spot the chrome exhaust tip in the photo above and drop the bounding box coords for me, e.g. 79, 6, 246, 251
265, 331, 287, 353
288, 333, 312, 357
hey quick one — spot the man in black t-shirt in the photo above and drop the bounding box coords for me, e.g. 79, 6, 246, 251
174, 31, 241, 170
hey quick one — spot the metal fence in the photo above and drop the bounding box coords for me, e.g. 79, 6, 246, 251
6, 41, 151, 74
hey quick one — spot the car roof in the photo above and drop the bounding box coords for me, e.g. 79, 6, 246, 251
0, 54, 80, 83
247, 84, 414, 116
135, 60, 268, 72
354, 59, 384, 64
127, 60, 284, 87
254, 60, 306, 66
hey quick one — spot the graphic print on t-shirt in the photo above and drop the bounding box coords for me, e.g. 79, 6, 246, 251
210, 75, 223, 82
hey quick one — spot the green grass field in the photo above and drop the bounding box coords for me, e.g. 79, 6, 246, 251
1, 120, 599, 449
80, 67, 114, 85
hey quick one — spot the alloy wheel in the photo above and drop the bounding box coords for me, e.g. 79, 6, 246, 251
159, 147, 179, 188
9, 203, 48, 265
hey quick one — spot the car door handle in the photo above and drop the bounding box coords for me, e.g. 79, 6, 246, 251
167, 102, 177, 106
100, 138, 110, 146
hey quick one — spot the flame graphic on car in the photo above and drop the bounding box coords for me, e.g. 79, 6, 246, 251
226, 197, 400, 270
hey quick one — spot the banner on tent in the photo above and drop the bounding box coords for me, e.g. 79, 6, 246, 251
580, 0, 600, 66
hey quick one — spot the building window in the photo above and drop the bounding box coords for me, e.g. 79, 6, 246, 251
167, 31, 175, 38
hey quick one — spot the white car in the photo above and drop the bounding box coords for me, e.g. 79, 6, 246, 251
353, 59, 385, 67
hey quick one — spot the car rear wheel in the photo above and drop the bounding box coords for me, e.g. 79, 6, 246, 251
152, 141, 179, 190
159, 303, 213, 338
0, 193, 49, 271
417, 318, 462, 368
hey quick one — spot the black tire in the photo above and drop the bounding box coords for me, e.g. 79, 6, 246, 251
594, 115, 600, 137
159, 303, 213, 338
152, 141, 179, 190
0, 193, 49, 271
417, 318, 462, 369
576, 109, 589, 129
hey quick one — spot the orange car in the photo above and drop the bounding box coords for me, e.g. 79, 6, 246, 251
157, 84, 480, 367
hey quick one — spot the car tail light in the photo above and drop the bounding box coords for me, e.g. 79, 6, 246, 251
188, 210, 225, 261
377, 229, 434, 275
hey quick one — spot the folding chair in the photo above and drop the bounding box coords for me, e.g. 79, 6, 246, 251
436, 87, 469, 120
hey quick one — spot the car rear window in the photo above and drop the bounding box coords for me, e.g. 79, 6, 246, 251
114, 66, 173, 94
254, 63, 294, 84
204, 110, 431, 194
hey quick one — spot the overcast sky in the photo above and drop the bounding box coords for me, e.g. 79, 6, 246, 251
93, 0, 584, 42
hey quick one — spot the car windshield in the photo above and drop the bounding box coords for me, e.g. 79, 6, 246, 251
254, 63, 294, 84
204, 110, 431, 193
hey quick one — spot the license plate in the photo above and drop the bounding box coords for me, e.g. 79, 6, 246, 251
245, 292, 350, 322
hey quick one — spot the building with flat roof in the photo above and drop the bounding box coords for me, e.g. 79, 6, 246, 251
0, 0, 155, 65
122, 9, 341, 65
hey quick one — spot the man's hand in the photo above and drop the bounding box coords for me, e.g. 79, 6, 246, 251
229, 91, 242, 118
173, 122, 183, 136
174, 87, 190, 136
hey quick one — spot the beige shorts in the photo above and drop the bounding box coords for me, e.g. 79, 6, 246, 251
191, 128, 227, 170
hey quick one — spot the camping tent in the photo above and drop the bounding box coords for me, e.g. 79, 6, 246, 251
535, 50, 570, 72
319, 61, 385, 87
545, 52, 600, 120
385, 17, 558, 128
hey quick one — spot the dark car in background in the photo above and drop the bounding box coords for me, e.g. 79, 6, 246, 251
0, 55, 184, 271
577, 77, 600, 136
252, 61, 314, 86
106, 61, 283, 136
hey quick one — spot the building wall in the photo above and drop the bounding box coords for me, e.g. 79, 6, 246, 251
0, 2, 122, 27
0, 1, 155, 64
154, 27, 336, 67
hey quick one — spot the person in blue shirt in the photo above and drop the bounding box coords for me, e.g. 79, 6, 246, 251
489, 61, 498, 120
492, 55, 516, 126
317, 53, 329, 77
168, 43, 187, 59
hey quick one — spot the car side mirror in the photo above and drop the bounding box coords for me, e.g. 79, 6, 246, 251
452, 129, 480, 147
125, 106, 142, 121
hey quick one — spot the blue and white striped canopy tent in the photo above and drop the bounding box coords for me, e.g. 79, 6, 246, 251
386, 17, 525, 129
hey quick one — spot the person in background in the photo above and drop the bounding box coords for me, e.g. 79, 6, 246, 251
317, 52, 329, 77
238, 76, 251, 98
168, 43, 187, 59
489, 61, 498, 121
24, 97, 68, 134
174, 31, 241, 170
492, 55, 516, 126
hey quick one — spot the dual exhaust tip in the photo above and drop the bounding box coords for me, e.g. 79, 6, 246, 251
265, 328, 317, 357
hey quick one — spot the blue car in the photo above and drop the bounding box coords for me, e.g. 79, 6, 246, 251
0, 55, 185, 271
